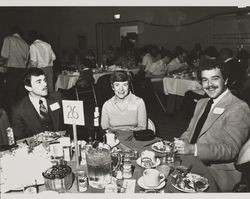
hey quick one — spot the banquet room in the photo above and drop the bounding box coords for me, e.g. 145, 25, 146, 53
1, 4, 250, 196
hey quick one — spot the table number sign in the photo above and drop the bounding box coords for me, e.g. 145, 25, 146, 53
62, 100, 85, 168
62, 100, 85, 125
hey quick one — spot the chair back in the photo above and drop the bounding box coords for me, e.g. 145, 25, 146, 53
147, 118, 156, 134
96, 74, 114, 108
76, 69, 94, 88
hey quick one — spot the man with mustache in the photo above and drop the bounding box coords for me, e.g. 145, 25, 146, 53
11, 68, 65, 140
174, 62, 250, 192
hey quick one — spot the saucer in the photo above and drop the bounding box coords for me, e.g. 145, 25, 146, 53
137, 176, 166, 190
136, 157, 161, 168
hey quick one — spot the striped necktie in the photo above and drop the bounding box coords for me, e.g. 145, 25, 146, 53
39, 99, 48, 119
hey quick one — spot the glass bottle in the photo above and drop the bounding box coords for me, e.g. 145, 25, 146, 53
6, 127, 15, 146
93, 107, 104, 143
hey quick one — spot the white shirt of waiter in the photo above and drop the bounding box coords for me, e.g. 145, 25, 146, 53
166, 57, 188, 73
30, 39, 56, 68
142, 53, 153, 72
147, 56, 171, 77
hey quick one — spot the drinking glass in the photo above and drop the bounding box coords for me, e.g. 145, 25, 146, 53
85, 146, 112, 189
166, 142, 175, 163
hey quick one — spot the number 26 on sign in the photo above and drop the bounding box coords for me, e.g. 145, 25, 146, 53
62, 100, 85, 125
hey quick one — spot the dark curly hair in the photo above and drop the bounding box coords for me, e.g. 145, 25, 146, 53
23, 68, 45, 87
197, 61, 229, 82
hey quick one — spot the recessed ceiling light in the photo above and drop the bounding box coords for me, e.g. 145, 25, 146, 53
114, 14, 120, 20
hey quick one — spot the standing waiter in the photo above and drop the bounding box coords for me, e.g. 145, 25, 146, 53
1, 26, 29, 110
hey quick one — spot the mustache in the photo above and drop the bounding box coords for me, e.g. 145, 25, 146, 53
205, 85, 218, 90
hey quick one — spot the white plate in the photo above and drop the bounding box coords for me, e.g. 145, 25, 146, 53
34, 131, 60, 143
136, 157, 161, 168
137, 176, 166, 190
151, 141, 172, 153
171, 173, 209, 193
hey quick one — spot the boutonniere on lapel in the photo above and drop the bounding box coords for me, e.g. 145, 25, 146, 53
213, 107, 225, 114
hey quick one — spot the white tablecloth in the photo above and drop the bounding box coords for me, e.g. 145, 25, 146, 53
163, 77, 205, 96
55, 68, 140, 91
55, 74, 79, 91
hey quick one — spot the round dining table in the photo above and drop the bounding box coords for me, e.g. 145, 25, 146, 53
1, 130, 220, 194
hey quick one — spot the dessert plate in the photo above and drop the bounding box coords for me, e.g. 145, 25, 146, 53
151, 141, 176, 153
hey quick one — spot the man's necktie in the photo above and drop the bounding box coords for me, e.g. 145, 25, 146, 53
190, 98, 214, 144
39, 99, 48, 119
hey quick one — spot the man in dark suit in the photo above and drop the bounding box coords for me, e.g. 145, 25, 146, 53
174, 62, 250, 191
11, 68, 65, 140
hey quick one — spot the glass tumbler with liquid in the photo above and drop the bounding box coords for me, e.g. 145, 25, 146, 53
85, 145, 112, 189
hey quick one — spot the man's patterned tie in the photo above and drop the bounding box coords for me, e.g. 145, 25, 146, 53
39, 99, 48, 119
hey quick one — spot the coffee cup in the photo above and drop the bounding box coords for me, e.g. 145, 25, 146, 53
143, 169, 165, 187
141, 150, 156, 164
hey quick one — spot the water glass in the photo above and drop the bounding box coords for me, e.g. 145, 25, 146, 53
85, 146, 112, 189
166, 142, 175, 163
141, 157, 153, 169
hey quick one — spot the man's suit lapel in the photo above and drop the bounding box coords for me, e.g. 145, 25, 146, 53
198, 91, 232, 139
25, 97, 42, 129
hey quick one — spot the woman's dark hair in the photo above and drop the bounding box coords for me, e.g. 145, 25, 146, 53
23, 68, 45, 87
110, 70, 131, 85
197, 61, 229, 82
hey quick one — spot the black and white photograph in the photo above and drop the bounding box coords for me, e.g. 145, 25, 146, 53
1, 1, 250, 198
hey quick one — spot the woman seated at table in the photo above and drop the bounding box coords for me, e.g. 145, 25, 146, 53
101, 70, 147, 131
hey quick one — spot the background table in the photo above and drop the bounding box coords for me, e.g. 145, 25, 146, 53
162, 77, 205, 114
55, 68, 140, 91
163, 77, 204, 96
55, 74, 79, 91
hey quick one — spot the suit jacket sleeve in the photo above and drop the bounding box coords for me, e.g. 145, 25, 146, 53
11, 105, 26, 140
197, 102, 250, 161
